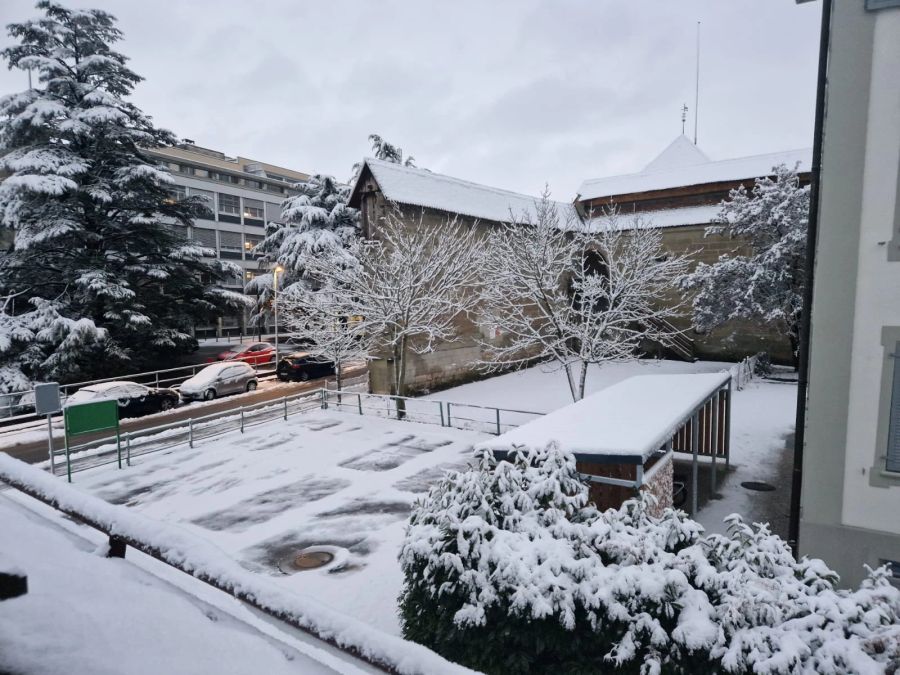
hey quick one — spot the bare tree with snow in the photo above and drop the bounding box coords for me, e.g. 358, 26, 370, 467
479, 195, 691, 402
679, 163, 809, 364
304, 209, 481, 413
280, 286, 374, 392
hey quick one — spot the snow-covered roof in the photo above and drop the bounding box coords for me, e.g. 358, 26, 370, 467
586, 204, 721, 231
578, 138, 812, 201
477, 372, 731, 462
352, 157, 577, 225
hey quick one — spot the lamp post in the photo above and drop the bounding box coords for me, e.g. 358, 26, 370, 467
273, 264, 284, 362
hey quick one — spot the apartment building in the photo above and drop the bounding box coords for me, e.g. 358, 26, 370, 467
799, 0, 900, 586
146, 143, 309, 336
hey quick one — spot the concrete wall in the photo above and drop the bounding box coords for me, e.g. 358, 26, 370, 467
800, 1, 900, 587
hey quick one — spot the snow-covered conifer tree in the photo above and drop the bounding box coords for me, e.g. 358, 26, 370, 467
0, 2, 248, 388
247, 174, 358, 328
679, 163, 809, 363
480, 195, 691, 402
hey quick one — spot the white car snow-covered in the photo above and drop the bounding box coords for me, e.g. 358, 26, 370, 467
179, 362, 258, 401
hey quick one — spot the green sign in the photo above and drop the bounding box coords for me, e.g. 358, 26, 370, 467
65, 400, 120, 437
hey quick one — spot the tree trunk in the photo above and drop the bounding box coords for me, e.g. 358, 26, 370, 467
577, 361, 589, 402
564, 363, 579, 402
335, 360, 343, 405
392, 339, 407, 420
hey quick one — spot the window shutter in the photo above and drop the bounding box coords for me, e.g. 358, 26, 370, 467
888, 344, 900, 473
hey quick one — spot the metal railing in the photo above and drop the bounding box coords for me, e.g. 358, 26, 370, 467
322, 389, 543, 436
0, 360, 278, 428
56, 389, 323, 478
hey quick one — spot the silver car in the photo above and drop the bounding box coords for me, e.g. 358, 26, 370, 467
179, 362, 258, 401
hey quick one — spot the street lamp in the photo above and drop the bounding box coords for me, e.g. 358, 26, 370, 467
273, 264, 284, 362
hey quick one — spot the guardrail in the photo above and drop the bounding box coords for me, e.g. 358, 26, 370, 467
0, 360, 278, 428
53, 387, 542, 480
56, 389, 323, 477
323, 389, 543, 436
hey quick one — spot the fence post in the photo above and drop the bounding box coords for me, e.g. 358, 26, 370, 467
439, 401, 445, 427
155, 371, 160, 388
321, 389, 327, 410
495, 408, 501, 436
710, 392, 719, 495
725, 380, 732, 470
691, 411, 699, 516
446, 402, 452, 428
284, 397, 288, 421
240, 407, 244, 433
126, 433, 131, 468
65, 432, 71, 484
358, 393, 363, 415
116, 430, 122, 470
188, 418, 194, 448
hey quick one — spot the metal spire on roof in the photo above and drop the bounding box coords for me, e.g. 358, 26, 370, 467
681, 104, 688, 135
694, 21, 701, 145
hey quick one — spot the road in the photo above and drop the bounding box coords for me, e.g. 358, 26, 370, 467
0, 366, 366, 465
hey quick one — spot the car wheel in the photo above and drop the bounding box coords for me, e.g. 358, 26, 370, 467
299, 371, 310, 382
204, 389, 216, 401
160, 398, 174, 412
246, 381, 258, 392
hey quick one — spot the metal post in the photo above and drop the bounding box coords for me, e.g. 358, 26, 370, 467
446, 402, 452, 428
321, 389, 328, 410
116, 430, 122, 470
691, 412, 699, 516
725, 381, 732, 470
155, 371, 160, 388
188, 418, 194, 448
710, 392, 719, 495
495, 408, 501, 436
64, 429, 71, 483
47, 414, 55, 476
126, 433, 131, 467
358, 393, 363, 415
240, 407, 244, 433
284, 397, 288, 420
439, 401, 445, 427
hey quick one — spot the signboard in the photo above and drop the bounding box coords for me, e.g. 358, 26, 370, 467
34, 382, 61, 416
65, 400, 119, 437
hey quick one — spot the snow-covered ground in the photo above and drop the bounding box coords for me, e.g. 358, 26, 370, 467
0, 495, 373, 675
27, 411, 485, 635
4, 358, 796, 642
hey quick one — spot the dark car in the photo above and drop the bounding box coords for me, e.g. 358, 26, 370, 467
277, 352, 336, 382
65, 381, 180, 418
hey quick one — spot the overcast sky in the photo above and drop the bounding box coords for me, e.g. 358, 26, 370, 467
0, 1, 822, 197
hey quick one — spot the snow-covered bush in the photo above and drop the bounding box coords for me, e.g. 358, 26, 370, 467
399, 445, 900, 674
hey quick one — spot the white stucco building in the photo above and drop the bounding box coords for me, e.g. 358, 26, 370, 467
800, 0, 900, 586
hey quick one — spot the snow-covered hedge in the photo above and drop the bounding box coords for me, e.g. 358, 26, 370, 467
399, 445, 900, 674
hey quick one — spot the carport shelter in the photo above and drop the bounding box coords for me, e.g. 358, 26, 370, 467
477, 372, 732, 514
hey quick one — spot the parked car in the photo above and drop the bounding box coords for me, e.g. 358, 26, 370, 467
65, 381, 179, 418
180, 362, 258, 401
208, 341, 274, 366
277, 352, 336, 382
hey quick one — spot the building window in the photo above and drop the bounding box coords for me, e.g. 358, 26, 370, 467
192, 227, 217, 253
166, 185, 186, 203
265, 202, 283, 224
887, 345, 900, 473
217, 193, 242, 223
219, 230, 243, 259
244, 234, 263, 257
243, 198, 264, 220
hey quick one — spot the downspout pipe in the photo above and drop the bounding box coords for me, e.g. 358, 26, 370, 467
788, 0, 832, 556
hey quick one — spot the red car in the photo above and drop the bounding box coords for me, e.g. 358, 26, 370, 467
208, 341, 275, 366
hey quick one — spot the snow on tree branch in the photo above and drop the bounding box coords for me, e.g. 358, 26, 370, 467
479, 194, 691, 401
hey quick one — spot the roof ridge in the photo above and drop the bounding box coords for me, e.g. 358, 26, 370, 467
365, 157, 568, 207
580, 146, 812, 189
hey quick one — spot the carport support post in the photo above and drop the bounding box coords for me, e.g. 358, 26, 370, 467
725, 380, 732, 470
691, 411, 699, 516
711, 392, 719, 495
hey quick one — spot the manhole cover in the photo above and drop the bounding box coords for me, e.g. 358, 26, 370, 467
291, 550, 334, 570
741, 481, 776, 492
